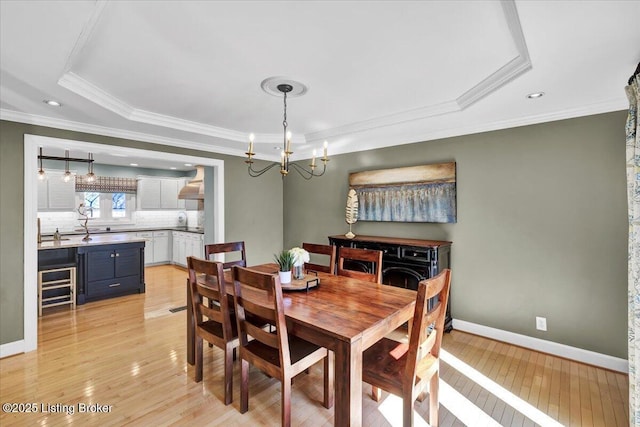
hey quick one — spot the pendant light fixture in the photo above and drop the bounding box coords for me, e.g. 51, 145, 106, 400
86, 152, 96, 182
37, 147, 46, 180
62, 150, 72, 182
37, 149, 95, 181
245, 79, 329, 179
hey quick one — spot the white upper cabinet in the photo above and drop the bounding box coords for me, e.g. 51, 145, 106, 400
137, 178, 162, 209
137, 177, 183, 210
160, 179, 179, 209
37, 170, 76, 211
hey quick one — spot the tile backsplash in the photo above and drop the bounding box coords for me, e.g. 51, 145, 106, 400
38, 210, 200, 234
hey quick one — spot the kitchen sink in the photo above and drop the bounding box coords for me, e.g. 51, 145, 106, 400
40, 237, 70, 242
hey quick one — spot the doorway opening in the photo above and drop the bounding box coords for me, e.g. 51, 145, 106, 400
22, 134, 225, 354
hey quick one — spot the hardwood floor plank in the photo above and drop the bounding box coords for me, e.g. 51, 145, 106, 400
0, 265, 628, 427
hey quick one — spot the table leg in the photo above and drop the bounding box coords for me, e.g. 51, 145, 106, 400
334, 339, 363, 427
187, 278, 194, 365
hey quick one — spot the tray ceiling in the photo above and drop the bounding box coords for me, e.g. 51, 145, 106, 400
1, 0, 638, 163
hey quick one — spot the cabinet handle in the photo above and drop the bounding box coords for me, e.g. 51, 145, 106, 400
109, 283, 121, 287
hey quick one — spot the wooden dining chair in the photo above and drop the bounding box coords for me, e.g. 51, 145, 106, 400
337, 247, 383, 283
362, 269, 452, 427
187, 256, 238, 405
204, 241, 247, 269
232, 266, 333, 427
302, 242, 336, 274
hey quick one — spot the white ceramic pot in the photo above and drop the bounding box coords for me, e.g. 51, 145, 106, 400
278, 270, 292, 284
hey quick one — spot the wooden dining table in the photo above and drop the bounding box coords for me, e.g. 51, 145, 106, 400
186, 263, 417, 427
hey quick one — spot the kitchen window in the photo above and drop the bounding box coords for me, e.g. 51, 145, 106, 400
75, 175, 137, 223
78, 192, 135, 221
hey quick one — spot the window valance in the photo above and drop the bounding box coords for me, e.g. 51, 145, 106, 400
75, 176, 138, 194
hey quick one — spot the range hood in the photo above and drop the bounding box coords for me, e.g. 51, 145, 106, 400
178, 165, 204, 200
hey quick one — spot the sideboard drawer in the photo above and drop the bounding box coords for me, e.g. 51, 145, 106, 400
400, 247, 431, 262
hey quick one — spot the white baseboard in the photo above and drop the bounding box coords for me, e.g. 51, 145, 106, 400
0, 340, 25, 359
452, 319, 628, 373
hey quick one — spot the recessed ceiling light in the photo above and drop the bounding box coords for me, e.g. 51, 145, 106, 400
526, 92, 545, 99
130, 163, 138, 166
43, 99, 62, 107
184, 163, 193, 166
170, 167, 177, 170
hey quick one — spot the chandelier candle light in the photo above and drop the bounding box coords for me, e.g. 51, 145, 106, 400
245, 80, 329, 179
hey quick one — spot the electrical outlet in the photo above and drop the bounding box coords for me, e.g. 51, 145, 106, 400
536, 316, 547, 331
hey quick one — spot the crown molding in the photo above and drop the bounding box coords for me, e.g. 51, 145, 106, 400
57, 72, 305, 147
61, 0, 109, 75
2, 92, 626, 163
58, 72, 134, 118
456, 0, 532, 108
304, 100, 460, 144
0, 108, 263, 159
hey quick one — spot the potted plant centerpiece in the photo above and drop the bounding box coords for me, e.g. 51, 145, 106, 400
289, 247, 310, 280
274, 250, 295, 284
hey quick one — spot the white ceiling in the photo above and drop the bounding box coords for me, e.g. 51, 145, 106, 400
1, 0, 639, 167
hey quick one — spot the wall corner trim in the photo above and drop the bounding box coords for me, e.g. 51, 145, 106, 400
452, 319, 628, 373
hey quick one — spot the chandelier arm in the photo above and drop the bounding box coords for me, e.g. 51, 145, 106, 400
247, 161, 282, 177
288, 161, 327, 179
288, 162, 314, 180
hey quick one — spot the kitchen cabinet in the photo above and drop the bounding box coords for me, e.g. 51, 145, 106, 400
37, 170, 76, 211
137, 177, 182, 210
153, 231, 171, 263
137, 178, 161, 209
136, 232, 155, 266
171, 231, 203, 267
136, 230, 171, 265
160, 179, 179, 209
77, 242, 145, 303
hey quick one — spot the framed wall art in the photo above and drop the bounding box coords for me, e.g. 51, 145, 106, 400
348, 162, 456, 223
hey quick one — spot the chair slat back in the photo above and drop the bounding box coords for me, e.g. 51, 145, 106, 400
205, 241, 247, 269
232, 266, 291, 367
187, 256, 233, 340
405, 269, 451, 387
302, 243, 336, 274
337, 247, 383, 283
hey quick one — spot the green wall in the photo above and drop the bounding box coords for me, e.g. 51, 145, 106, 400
1, 111, 629, 358
283, 111, 629, 358
0, 120, 283, 345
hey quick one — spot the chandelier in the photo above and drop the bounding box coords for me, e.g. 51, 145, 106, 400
245, 81, 329, 179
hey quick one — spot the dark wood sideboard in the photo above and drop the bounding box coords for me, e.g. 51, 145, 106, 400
328, 235, 452, 331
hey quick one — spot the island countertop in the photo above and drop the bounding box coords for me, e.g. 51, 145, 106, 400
38, 233, 147, 250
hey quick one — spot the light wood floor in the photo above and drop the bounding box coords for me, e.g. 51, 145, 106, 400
0, 265, 628, 426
